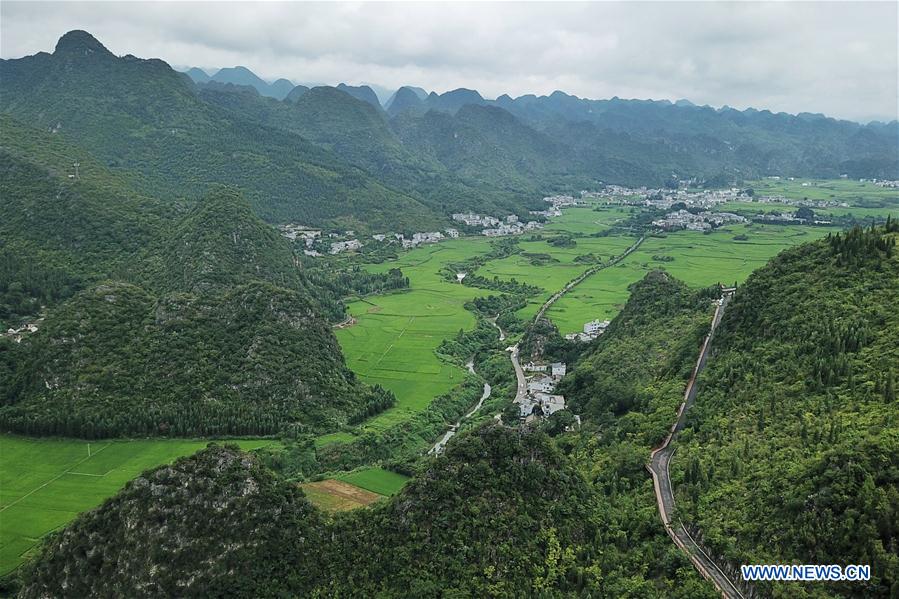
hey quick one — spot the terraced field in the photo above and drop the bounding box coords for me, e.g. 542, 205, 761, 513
0, 436, 273, 575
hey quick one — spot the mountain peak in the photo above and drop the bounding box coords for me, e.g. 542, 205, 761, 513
54, 30, 112, 56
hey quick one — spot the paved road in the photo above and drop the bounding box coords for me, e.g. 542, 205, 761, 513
534, 236, 644, 322
508, 236, 646, 407
647, 293, 746, 599
430, 360, 492, 454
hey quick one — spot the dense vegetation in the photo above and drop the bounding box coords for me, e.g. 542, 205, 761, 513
0, 177, 393, 437
673, 224, 899, 598
18, 444, 327, 598
18, 426, 715, 597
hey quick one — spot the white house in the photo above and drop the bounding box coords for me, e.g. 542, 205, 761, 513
527, 375, 554, 394
551, 362, 567, 378
534, 392, 566, 416
522, 362, 547, 372
583, 319, 610, 335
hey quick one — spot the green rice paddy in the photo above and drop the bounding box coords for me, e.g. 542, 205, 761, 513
548, 224, 831, 333
0, 436, 273, 575
336, 467, 410, 496
328, 239, 492, 441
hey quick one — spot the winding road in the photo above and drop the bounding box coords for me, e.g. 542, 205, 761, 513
510, 235, 646, 406
429, 360, 492, 454
647, 292, 746, 599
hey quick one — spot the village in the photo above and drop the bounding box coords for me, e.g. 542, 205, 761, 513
651, 209, 747, 231
516, 317, 612, 424
518, 359, 569, 423
278, 194, 578, 256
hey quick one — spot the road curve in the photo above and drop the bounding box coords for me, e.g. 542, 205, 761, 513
430, 360, 492, 454
510, 236, 646, 406
647, 293, 746, 599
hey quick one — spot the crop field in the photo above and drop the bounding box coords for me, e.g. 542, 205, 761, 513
477, 234, 638, 322
336, 467, 409, 496
718, 200, 899, 221
744, 178, 899, 206
547, 224, 830, 333
540, 205, 635, 235
0, 436, 273, 575
300, 480, 384, 512
331, 239, 492, 440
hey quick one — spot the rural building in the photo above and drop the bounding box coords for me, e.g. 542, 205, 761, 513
551, 362, 567, 378
527, 375, 554, 394
584, 319, 610, 335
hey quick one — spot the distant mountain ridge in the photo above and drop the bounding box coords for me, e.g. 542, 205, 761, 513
3, 30, 897, 237
185, 65, 295, 100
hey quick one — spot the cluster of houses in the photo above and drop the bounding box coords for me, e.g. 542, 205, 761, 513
751, 195, 849, 209
483, 216, 544, 237
588, 186, 743, 210
452, 212, 502, 227
564, 319, 610, 342
329, 239, 363, 254
651, 209, 747, 231
278, 224, 321, 246
4, 322, 39, 343
519, 361, 568, 423
281, 192, 580, 258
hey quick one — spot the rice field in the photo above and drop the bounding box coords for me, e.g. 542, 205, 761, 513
0, 435, 273, 575
330, 239, 492, 438
548, 224, 831, 333
336, 467, 409, 496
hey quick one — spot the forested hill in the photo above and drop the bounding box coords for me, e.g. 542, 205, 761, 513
3, 31, 896, 236
674, 223, 899, 598
18, 425, 712, 597
0, 30, 438, 231
0, 143, 389, 438
18, 444, 328, 598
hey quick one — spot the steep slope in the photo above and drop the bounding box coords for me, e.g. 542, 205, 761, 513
336, 83, 382, 108
284, 84, 310, 102
19, 445, 326, 598
385, 85, 426, 116
673, 224, 899, 598
200, 83, 535, 217
392, 104, 593, 197
0, 31, 436, 230
0, 186, 390, 438
146, 187, 302, 293
16, 424, 716, 596
324, 424, 598, 596
210, 65, 293, 99
0, 115, 166, 325
183, 66, 210, 83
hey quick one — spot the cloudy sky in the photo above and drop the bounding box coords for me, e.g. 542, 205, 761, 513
2, 1, 896, 122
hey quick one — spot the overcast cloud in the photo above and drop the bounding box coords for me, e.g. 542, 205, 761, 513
2, 1, 897, 122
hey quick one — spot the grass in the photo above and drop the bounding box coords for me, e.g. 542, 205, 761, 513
547, 224, 831, 333
336, 467, 410, 496
334, 239, 491, 434
0, 435, 273, 575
